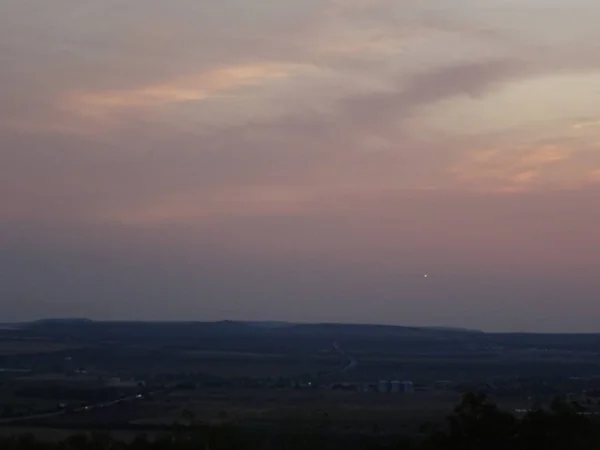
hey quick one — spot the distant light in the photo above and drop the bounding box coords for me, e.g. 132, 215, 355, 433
424, 274, 428, 278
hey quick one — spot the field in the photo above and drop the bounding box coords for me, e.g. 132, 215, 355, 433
0, 341, 84, 356
2, 389, 463, 436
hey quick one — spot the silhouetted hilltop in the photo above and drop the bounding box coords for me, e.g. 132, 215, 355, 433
15, 318, 600, 354
29, 318, 94, 326
22, 319, 480, 341
274, 322, 482, 339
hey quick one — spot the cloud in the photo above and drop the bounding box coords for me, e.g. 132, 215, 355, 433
449, 145, 575, 192
338, 58, 526, 128
206, 57, 530, 162
572, 119, 600, 130
590, 169, 600, 182
65, 63, 303, 126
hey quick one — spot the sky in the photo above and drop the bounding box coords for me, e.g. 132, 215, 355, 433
1, 0, 600, 332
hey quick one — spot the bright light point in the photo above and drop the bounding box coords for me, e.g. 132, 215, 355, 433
424, 274, 428, 278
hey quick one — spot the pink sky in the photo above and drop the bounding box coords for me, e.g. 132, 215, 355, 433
1, 0, 600, 331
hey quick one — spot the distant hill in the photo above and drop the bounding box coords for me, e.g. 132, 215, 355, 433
21, 319, 481, 341
280, 322, 482, 338
428, 326, 483, 333
242, 321, 295, 328
29, 318, 94, 326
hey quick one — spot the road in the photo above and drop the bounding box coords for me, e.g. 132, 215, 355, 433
0, 391, 154, 425
333, 341, 358, 374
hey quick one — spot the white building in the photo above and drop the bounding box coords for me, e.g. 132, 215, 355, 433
378, 380, 389, 393
402, 380, 414, 393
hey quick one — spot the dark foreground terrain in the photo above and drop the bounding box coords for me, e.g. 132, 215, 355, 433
1, 319, 600, 448
1, 394, 600, 449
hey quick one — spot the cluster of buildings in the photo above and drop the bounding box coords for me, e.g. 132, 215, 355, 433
324, 380, 415, 393
379, 380, 414, 393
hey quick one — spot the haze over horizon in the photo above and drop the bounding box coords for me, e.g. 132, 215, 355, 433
1, 0, 600, 333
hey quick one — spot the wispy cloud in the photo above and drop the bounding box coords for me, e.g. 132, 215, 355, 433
572, 119, 600, 130
449, 145, 575, 192
590, 168, 600, 182
65, 63, 303, 125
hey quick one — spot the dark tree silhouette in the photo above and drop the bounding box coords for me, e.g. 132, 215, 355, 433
436, 393, 519, 450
